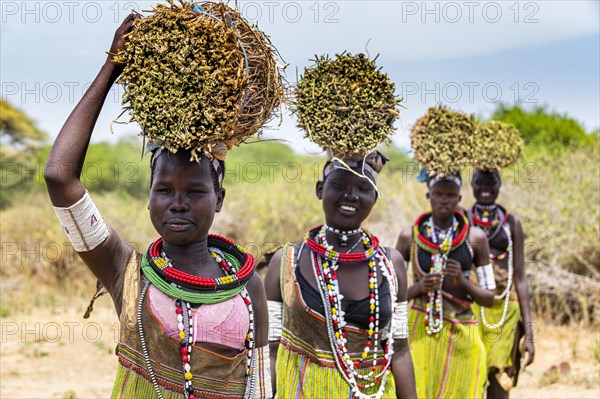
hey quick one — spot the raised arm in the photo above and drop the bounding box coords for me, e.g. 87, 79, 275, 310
45, 15, 136, 205
263, 247, 284, 395
388, 248, 417, 399
511, 215, 535, 365
44, 15, 137, 312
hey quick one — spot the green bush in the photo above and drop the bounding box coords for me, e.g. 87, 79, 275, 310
492, 104, 597, 149
36, 136, 151, 198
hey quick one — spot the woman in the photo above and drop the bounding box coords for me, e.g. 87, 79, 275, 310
395, 174, 495, 398
265, 154, 417, 398
45, 16, 270, 398
469, 169, 535, 398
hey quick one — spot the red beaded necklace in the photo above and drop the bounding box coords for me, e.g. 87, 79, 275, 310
413, 210, 469, 254
148, 235, 254, 288
305, 225, 380, 262
469, 203, 509, 241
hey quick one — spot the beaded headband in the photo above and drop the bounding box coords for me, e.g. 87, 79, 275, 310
323, 158, 377, 181
417, 167, 462, 188
427, 174, 462, 188
322, 150, 389, 197
147, 141, 224, 187
323, 157, 382, 197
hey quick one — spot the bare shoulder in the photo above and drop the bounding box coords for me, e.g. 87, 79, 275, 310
468, 225, 491, 265
265, 247, 284, 281
508, 212, 523, 230
386, 247, 407, 273
399, 226, 413, 243
385, 247, 408, 301
469, 225, 488, 243
246, 272, 266, 300
264, 244, 292, 301
395, 226, 414, 259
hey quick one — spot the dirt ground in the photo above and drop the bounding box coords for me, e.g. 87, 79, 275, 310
1, 299, 599, 399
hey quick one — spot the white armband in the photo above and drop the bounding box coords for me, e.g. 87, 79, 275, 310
252, 345, 273, 399
476, 264, 497, 291
52, 191, 109, 252
267, 300, 283, 342
391, 301, 409, 340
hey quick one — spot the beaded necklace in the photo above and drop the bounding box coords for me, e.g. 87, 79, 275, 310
412, 210, 469, 335
138, 235, 257, 399
147, 236, 254, 290
413, 210, 469, 254
305, 225, 397, 399
426, 216, 457, 335
324, 224, 363, 246
470, 204, 514, 329
469, 203, 509, 243
305, 226, 380, 262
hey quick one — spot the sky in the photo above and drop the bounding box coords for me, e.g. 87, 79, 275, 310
1, 0, 599, 153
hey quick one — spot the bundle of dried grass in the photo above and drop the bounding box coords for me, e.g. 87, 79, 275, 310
113, 0, 284, 161
411, 104, 478, 176
294, 53, 401, 157
473, 121, 523, 171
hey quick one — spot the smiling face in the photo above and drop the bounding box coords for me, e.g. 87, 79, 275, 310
427, 180, 461, 220
148, 151, 225, 246
471, 169, 501, 205
316, 168, 377, 231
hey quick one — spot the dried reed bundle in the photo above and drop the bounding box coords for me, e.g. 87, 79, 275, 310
114, 0, 284, 160
294, 53, 401, 157
473, 121, 523, 171
411, 104, 478, 176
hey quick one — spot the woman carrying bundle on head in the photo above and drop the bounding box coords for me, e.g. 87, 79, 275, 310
265, 53, 417, 399
44, 2, 283, 398
469, 121, 534, 398
395, 105, 495, 399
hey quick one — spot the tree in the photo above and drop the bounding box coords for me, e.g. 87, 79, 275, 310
491, 104, 596, 149
1, 100, 46, 150
0, 99, 47, 208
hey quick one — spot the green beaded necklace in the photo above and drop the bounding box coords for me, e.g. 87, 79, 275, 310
140, 251, 247, 304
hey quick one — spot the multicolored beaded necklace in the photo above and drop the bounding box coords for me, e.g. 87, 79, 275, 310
139, 235, 257, 399
324, 224, 363, 246
413, 210, 469, 335
148, 236, 255, 290
305, 225, 397, 399
469, 203, 510, 260
470, 203, 514, 329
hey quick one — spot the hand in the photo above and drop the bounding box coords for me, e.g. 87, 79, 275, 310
522, 337, 535, 366
443, 259, 466, 287
419, 273, 443, 294
107, 13, 139, 67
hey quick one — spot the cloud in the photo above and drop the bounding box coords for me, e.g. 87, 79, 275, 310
260, 0, 599, 62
